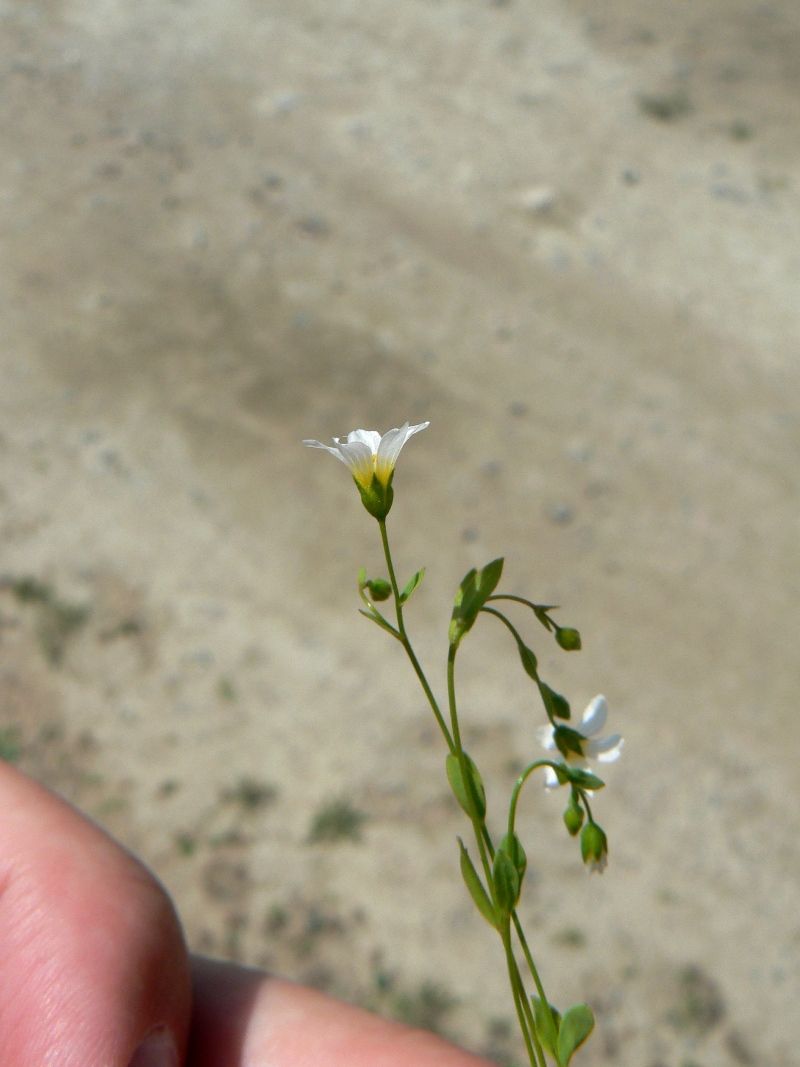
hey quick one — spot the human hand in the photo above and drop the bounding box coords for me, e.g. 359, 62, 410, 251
0, 761, 495, 1066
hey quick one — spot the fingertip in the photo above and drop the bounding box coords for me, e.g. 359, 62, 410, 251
0, 762, 191, 1066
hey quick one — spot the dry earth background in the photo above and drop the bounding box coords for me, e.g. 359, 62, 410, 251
1, 2, 799, 1065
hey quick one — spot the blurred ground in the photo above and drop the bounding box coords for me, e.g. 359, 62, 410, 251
1, 2, 799, 1065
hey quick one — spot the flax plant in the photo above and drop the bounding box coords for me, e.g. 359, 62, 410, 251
304, 422, 623, 1066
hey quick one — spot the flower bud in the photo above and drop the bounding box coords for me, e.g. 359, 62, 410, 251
555, 626, 582, 651
580, 822, 608, 873
563, 794, 584, 836
365, 578, 392, 601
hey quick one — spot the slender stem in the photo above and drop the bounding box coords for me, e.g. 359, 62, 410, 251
505, 760, 561, 1043
447, 644, 493, 885
480, 604, 529, 645
512, 913, 555, 1028
502, 924, 546, 1067
508, 760, 560, 839
378, 519, 454, 752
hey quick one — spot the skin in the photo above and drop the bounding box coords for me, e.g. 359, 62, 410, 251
0, 762, 496, 1067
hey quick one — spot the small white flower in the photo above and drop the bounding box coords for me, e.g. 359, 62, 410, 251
303, 422, 429, 490
537, 694, 623, 789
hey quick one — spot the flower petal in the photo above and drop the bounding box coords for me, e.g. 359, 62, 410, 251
374, 421, 429, 486
335, 440, 375, 487
536, 723, 557, 751
343, 429, 382, 453
544, 765, 561, 789
588, 734, 624, 764
580, 694, 608, 737
303, 439, 351, 465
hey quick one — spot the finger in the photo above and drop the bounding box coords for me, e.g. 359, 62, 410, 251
0, 760, 191, 1067
189, 955, 497, 1067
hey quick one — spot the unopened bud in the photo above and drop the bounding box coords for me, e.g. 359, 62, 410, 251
366, 578, 392, 601
563, 794, 584, 836
555, 626, 582, 651
580, 822, 608, 873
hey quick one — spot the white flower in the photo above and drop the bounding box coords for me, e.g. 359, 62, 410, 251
537, 694, 623, 789
303, 422, 430, 490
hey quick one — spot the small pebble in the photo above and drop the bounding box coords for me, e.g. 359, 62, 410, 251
547, 502, 574, 525
515, 185, 557, 216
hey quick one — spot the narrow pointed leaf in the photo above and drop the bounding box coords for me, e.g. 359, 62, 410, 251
357, 608, 400, 639
557, 1004, 595, 1066
565, 768, 605, 791
458, 839, 498, 928
446, 752, 486, 819
540, 682, 571, 721
399, 567, 425, 604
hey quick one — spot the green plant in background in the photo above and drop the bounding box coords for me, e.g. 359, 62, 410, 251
304, 422, 624, 1066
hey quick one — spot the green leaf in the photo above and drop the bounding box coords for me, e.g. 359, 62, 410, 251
516, 640, 539, 681
446, 752, 487, 819
565, 768, 605, 791
532, 998, 561, 1060
540, 682, 571, 721
458, 839, 498, 928
449, 558, 504, 646
357, 566, 368, 587
358, 608, 400, 639
557, 1004, 595, 1065
399, 567, 425, 604
498, 831, 527, 883
492, 848, 520, 916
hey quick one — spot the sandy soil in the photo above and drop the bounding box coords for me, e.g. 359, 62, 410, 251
1, 2, 799, 1064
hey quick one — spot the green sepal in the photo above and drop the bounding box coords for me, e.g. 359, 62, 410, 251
541, 682, 571, 721
458, 839, 498, 929
564, 767, 605, 791
449, 558, 504, 646
555, 626, 582, 651
446, 752, 487, 820
516, 640, 539, 681
492, 847, 521, 916
553, 725, 585, 759
355, 475, 393, 520
498, 831, 527, 883
531, 998, 561, 1061
399, 568, 425, 604
557, 1004, 595, 1065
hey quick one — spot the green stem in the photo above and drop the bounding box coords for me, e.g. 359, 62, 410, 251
502, 924, 546, 1067
378, 519, 454, 752
512, 913, 556, 1037
447, 643, 493, 885
508, 760, 561, 839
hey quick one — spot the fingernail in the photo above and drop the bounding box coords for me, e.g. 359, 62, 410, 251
128, 1027, 178, 1067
